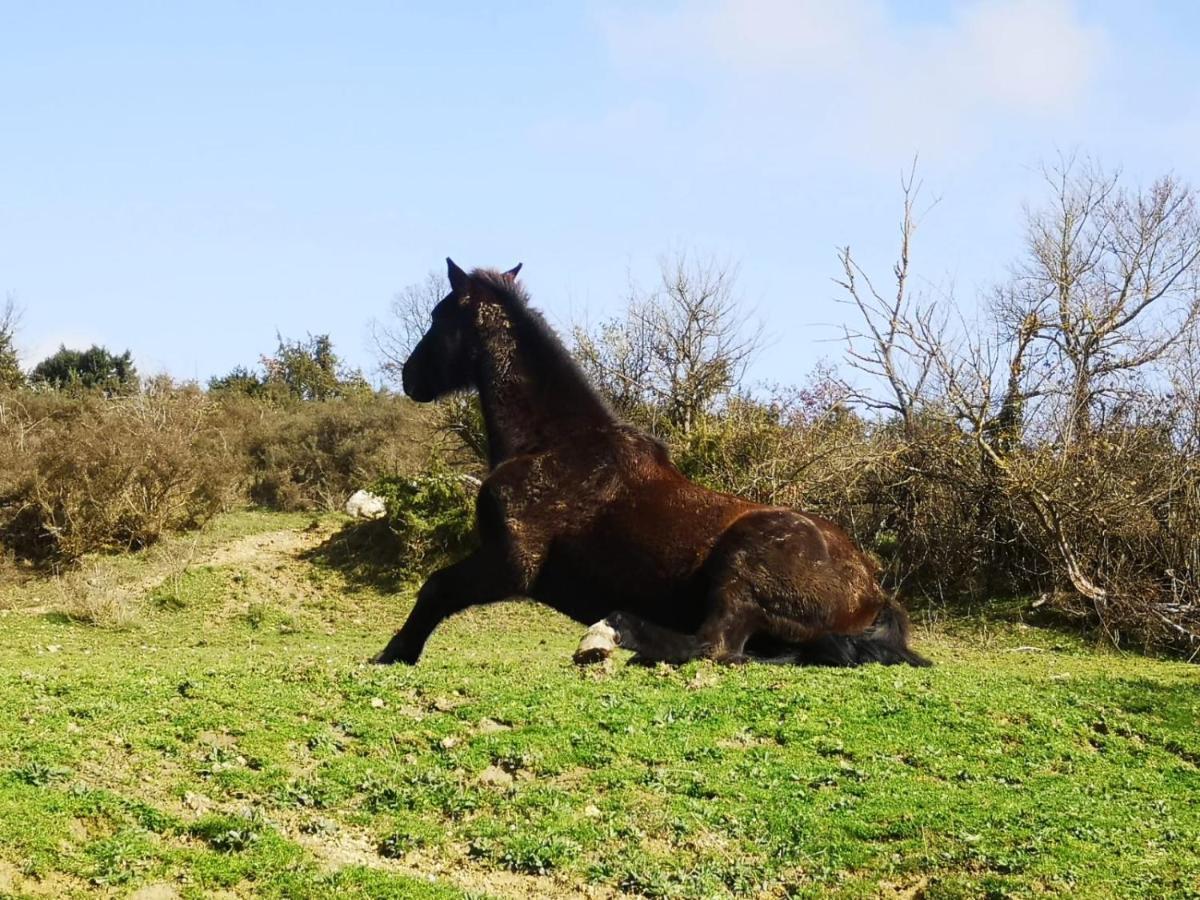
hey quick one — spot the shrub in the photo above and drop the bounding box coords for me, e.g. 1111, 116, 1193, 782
371, 468, 476, 573
210, 332, 371, 402
30, 344, 138, 393
0, 299, 21, 390
0, 382, 238, 561
221, 392, 434, 511
52, 562, 138, 628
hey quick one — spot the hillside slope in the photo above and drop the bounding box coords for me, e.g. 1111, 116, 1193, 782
1, 511, 1197, 898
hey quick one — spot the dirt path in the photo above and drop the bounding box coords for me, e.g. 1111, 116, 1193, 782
8, 523, 331, 618
203, 527, 326, 569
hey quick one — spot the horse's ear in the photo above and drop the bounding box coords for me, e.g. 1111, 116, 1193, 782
503, 263, 523, 280
446, 258, 469, 294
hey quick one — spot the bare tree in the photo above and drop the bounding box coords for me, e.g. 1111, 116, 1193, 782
371, 272, 488, 465
837, 161, 1120, 607
370, 272, 445, 385
573, 252, 762, 434
836, 160, 942, 435
1007, 156, 1200, 446
913, 304, 1113, 607
1168, 317, 1200, 455
915, 161, 1200, 625
572, 298, 656, 421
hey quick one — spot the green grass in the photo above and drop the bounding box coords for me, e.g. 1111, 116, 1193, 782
0, 511, 1198, 898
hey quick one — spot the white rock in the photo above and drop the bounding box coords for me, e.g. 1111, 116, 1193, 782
345, 489, 387, 519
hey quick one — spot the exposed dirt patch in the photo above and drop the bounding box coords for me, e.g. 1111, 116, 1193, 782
716, 730, 775, 750
205, 528, 326, 570
0, 858, 90, 897
285, 816, 626, 899
876, 875, 930, 899
128, 883, 183, 900
8, 524, 333, 621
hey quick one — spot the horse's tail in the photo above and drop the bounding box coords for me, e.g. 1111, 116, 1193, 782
792, 598, 932, 668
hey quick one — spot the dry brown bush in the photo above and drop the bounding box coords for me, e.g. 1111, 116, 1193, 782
0, 381, 238, 561
1008, 428, 1200, 651
0, 381, 438, 562
219, 392, 435, 511
51, 562, 139, 628
825, 157, 1200, 657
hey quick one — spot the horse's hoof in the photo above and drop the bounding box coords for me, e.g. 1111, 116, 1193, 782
574, 620, 618, 665
372, 647, 416, 665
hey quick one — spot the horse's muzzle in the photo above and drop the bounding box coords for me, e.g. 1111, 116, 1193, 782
401, 359, 434, 402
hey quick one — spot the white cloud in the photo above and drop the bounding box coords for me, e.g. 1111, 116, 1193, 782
599, 0, 1105, 164
946, 0, 1099, 111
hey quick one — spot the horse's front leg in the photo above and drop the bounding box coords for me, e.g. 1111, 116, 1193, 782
374, 548, 514, 664
574, 597, 760, 666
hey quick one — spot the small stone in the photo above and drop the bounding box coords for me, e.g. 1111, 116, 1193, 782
370, 697, 385, 709
439, 736, 459, 750
584, 804, 602, 817
476, 718, 510, 734
46, 644, 62, 654
183, 791, 213, 813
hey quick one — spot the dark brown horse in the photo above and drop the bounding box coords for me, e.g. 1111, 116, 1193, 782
374, 259, 929, 668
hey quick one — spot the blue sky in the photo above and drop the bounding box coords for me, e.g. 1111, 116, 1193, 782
3, 1, 1199, 387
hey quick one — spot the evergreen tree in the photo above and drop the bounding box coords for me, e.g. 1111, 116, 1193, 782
31, 345, 139, 392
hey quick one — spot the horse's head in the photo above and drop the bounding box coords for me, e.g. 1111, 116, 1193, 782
401, 258, 523, 402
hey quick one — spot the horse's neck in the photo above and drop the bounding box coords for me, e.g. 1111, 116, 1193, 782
475, 309, 612, 467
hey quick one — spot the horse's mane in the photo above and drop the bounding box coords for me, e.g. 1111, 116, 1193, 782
471, 269, 614, 420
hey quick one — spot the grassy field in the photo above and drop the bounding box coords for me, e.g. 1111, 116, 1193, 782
1, 511, 1198, 899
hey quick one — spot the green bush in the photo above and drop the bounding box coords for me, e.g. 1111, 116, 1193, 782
209, 332, 371, 402
30, 344, 138, 393
371, 469, 476, 573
